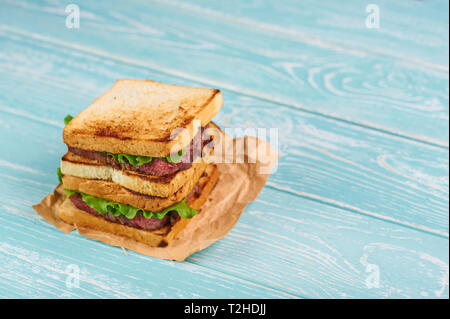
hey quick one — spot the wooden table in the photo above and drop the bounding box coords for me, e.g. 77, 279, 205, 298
0, 0, 448, 298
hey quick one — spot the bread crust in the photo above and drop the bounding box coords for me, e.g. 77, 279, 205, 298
62, 164, 216, 211
63, 80, 223, 157
61, 151, 208, 197
58, 165, 220, 247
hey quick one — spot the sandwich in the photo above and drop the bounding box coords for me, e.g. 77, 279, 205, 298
58, 79, 223, 247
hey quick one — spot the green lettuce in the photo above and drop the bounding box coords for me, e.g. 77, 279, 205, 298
57, 167, 63, 183
101, 148, 186, 166
101, 152, 153, 166
165, 149, 186, 164
64, 189, 198, 220
64, 114, 73, 125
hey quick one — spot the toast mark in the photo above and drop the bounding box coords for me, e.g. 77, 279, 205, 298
94, 127, 133, 140
122, 169, 178, 184
152, 116, 195, 143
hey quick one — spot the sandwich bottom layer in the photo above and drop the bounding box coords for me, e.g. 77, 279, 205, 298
68, 192, 180, 231
58, 165, 219, 248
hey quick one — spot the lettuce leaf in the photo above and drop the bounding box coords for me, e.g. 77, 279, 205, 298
64, 114, 73, 125
57, 167, 63, 183
64, 189, 78, 196
102, 152, 153, 166
64, 189, 198, 220
101, 148, 186, 166
165, 149, 186, 164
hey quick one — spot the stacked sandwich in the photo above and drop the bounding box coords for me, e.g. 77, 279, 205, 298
58, 79, 222, 247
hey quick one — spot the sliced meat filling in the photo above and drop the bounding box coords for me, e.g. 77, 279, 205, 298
68, 125, 213, 176
69, 193, 179, 231
68, 170, 209, 231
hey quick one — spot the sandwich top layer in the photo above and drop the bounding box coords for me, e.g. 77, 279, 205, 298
63, 79, 223, 157
66, 123, 215, 177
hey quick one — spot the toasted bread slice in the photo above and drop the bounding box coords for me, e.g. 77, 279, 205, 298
58, 165, 219, 247
63, 79, 223, 157
61, 164, 216, 211
60, 151, 208, 197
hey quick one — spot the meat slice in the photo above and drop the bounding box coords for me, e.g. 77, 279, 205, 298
122, 157, 190, 176
69, 193, 171, 231
68, 124, 212, 176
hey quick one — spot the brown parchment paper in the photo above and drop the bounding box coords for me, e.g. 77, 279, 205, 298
32, 136, 278, 261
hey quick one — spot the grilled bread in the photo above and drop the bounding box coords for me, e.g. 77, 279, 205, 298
63, 79, 223, 157
58, 165, 219, 247
61, 164, 216, 212
60, 151, 209, 197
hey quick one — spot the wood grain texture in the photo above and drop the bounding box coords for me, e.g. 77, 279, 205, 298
0, 0, 448, 146
173, 0, 449, 68
0, 204, 298, 298
0, 30, 448, 236
191, 187, 449, 298
0, 177, 448, 298
0, 0, 448, 299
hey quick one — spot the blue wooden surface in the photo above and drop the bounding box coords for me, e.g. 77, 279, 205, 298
0, 0, 448, 298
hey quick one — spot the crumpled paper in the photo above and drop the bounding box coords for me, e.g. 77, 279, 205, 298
32, 136, 278, 261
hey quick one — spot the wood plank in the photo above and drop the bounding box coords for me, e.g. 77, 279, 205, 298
166, 0, 449, 68
189, 187, 449, 298
0, 31, 448, 235
0, 107, 447, 297
0, 204, 298, 298
0, 0, 448, 146
0, 24, 447, 299
0, 171, 447, 298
